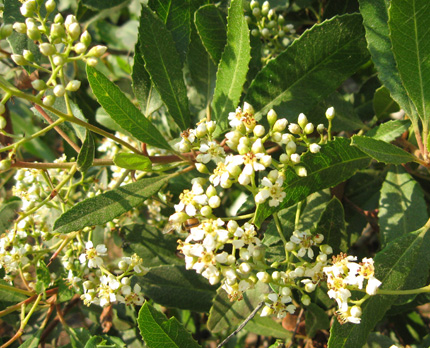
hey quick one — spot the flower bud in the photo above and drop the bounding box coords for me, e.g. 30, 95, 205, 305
0, 159, 12, 171
68, 22, 81, 40
13, 22, 27, 34
74, 42, 87, 54
304, 122, 314, 134
309, 143, 321, 153
22, 49, 34, 62
288, 123, 301, 134
65, 15, 77, 30
86, 57, 98, 66
267, 109, 277, 125
206, 121, 216, 134
261, 28, 270, 38
252, 7, 261, 18
268, 9, 276, 20
208, 195, 221, 209
278, 15, 285, 25
261, 1, 270, 15
253, 125, 265, 137
271, 132, 281, 142
11, 54, 27, 66
301, 294, 311, 306
320, 244, 333, 255
54, 13, 64, 23
118, 260, 128, 271
52, 54, 64, 66
39, 43, 56, 56
53, 85, 65, 97
27, 29, 41, 41
298, 113, 308, 128
295, 166, 307, 177
251, 28, 259, 37
195, 163, 209, 174
290, 153, 300, 164
279, 153, 289, 164
257, 271, 270, 283
0, 116, 6, 129
196, 123, 207, 138
273, 118, 288, 132
169, 212, 188, 224
251, 138, 264, 153
66, 80, 81, 92
20, 0, 36, 17
45, 0, 56, 12
350, 306, 362, 319
286, 140, 297, 155
237, 143, 250, 155
317, 123, 325, 134
31, 79, 46, 91
267, 20, 277, 29
325, 106, 335, 120
88, 45, 107, 58
304, 282, 316, 293
250, 0, 259, 9
80, 30, 92, 47
43, 95, 56, 107
201, 205, 212, 217
1, 24, 13, 39
50, 23, 66, 41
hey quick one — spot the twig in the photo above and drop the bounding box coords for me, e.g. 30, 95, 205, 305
287, 308, 304, 348
217, 302, 264, 348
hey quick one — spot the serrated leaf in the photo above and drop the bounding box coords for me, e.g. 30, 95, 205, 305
18, 329, 42, 348
245, 14, 370, 120
81, 0, 128, 10
138, 5, 191, 130
77, 131, 95, 172
54, 175, 171, 233
366, 119, 411, 142
379, 166, 428, 248
87, 66, 171, 150
245, 316, 291, 339
254, 137, 371, 226
0, 198, 22, 233
211, 0, 251, 132
113, 153, 152, 171
373, 86, 400, 120
314, 197, 346, 255
328, 219, 430, 348
389, 0, 430, 123
148, 0, 191, 64
297, 190, 332, 232
137, 265, 216, 312
359, 0, 416, 119
122, 224, 183, 267
132, 45, 163, 116
208, 281, 269, 333
305, 303, 330, 338
195, 4, 227, 64
138, 302, 201, 348
351, 135, 417, 164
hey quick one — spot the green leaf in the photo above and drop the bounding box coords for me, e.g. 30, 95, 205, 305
194, 4, 227, 64
328, 219, 430, 348
314, 197, 347, 255
81, 0, 128, 10
138, 302, 201, 348
351, 135, 417, 164
359, 0, 415, 118
365, 119, 411, 142
138, 5, 191, 130
208, 281, 269, 333
36, 260, 51, 293
373, 87, 400, 120
132, 45, 163, 116
245, 316, 291, 339
113, 153, 152, 171
137, 265, 217, 312
0, 198, 22, 234
245, 14, 370, 120
254, 137, 371, 226
379, 166, 428, 248
148, 0, 191, 63
297, 190, 332, 232
77, 131, 95, 172
122, 224, 184, 267
305, 303, 330, 338
69, 327, 92, 348
18, 329, 42, 348
86, 66, 171, 150
211, 0, 251, 132
389, 0, 430, 123
54, 175, 171, 233
0, 280, 27, 311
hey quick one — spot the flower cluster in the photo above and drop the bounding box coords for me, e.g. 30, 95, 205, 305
247, 1, 298, 60
323, 254, 382, 324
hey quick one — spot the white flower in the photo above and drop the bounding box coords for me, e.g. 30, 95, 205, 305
196, 141, 226, 164
79, 241, 107, 268
289, 230, 315, 259
257, 176, 286, 207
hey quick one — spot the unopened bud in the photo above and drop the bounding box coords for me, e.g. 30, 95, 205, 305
74, 42, 87, 54
39, 43, 56, 56
50, 23, 66, 40
261, 28, 270, 38
298, 113, 308, 128
66, 80, 81, 91
301, 294, 311, 306
11, 54, 27, 66
0, 116, 6, 129
86, 57, 98, 66
201, 205, 212, 217
88, 45, 107, 58
286, 141, 297, 155
195, 163, 209, 174
278, 15, 285, 25
251, 28, 260, 37
45, 0, 56, 12
54, 13, 64, 23
1, 24, 13, 39
295, 166, 307, 177
303, 122, 314, 134
288, 123, 301, 134
53, 84, 65, 97
80, 30, 92, 46
250, 0, 259, 9
52, 55, 64, 66
22, 49, 34, 62
64, 15, 77, 30
31, 79, 46, 91
273, 118, 287, 132
279, 153, 289, 164
252, 7, 261, 18
27, 29, 41, 41
0, 159, 12, 171
20, 0, 36, 17
267, 109, 277, 125
325, 106, 335, 120
67, 22, 81, 40
13, 22, 27, 34
253, 125, 265, 137
43, 95, 56, 107
317, 124, 325, 134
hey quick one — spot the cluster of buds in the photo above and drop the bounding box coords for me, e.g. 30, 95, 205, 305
65, 241, 148, 307
9, 0, 107, 106
323, 254, 382, 324
247, 0, 297, 60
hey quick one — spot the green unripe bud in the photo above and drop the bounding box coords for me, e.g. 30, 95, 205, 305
252, 7, 260, 18
80, 30, 92, 46
0, 159, 12, 171
11, 54, 27, 66
31, 79, 46, 91
13, 22, 27, 34
53, 84, 65, 97
195, 163, 209, 174
250, 0, 259, 9
43, 95, 56, 107
267, 20, 277, 29
267, 109, 277, 125
278, 30, 285, 38
20, 0, 37, 17
87, 45, 107, 58
301, 294, 311, 306
67, 22, 81, 40
66, 80, 81, 91
278, 15, 285, 25
298, 113, 308, 128
22, 49, 34, 62
325, 106, 335, 120
261, 28, 270, 38
52, 54, 64, 66
1, 24, 13, 39
0, 116, 6, 129
50, 23, 66, 41
45, 0, 56, 13
74, 42, 87, 54
317, 124, 325, 134
0, 104, 5, 115
261, 1, 270, 15
39, 43, 56, 56
54, 13, 64, 23
86, 57, 98, 66
27, 29, 41, 41
273, 118, 288, 132
251, 28, 260, 37
64, 15, 77, 30
303, 122, 314, 134
268, 9, 276, 20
